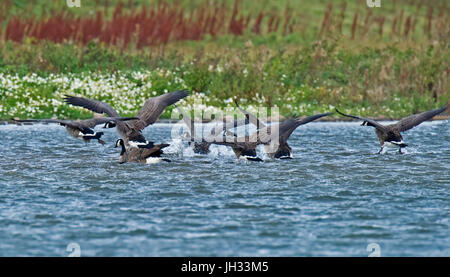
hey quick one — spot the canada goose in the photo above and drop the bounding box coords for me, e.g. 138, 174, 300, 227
233, 101, 266, 130
213, 138, 263, 162
175, 105, 248, 155
261, 113, 333, 158
14, 117, 137, 145
335, 105, 448, 154
64, 90, 189, 148
175, 105, 212, 154
115, 139, 170, 164
225, 102, 333, 159
210, 102, 267, 161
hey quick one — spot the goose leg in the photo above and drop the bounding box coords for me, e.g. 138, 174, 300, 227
398, 148, 403, 154
98, 139, 106, 145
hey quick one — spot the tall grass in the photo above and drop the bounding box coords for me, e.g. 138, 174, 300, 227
1, 0, 297, 49
0, 0, 448, 119
1, 0, 448, 48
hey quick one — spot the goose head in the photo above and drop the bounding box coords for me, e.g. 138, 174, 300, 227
104, 121, 116, 129
115, 139, 124, 148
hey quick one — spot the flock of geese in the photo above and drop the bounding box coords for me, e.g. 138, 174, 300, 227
15, 90, 448, 164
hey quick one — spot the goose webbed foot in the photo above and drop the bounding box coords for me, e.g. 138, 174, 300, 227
98, 139, 106, 145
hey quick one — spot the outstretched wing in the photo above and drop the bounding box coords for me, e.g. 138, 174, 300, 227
335, 108, 387, 131
64, 95, 120, 117
394, 105, 448, 132
14, 119, 93, 134
133, 90, 189, 131
141, 143, 170, 159
175, 105, 195, 137
209, 118, 247, 137
295, 112, 334, 125
81, 117, 139, 128
235, 101, 266, 129
243, 112, 333, 145
279, 112, 333, 142
210, 138, 250, 149
15, 118, 72, 125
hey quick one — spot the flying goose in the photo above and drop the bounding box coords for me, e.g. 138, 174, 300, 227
210, 102, 269, 161
212, 137, 263, 162
224, 102, 333, 159
175, 105, 249, 155
175, 105, 212, 154
115, 139, 170, 164
64, 90, 189, 148
335, 105, 448, 154
260, 113, 334, 158
14, 117, 137, 144
174, 109, 260, 161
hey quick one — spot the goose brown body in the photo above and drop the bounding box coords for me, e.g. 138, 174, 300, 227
115, 139, 170, 164
64, 90, 189, 148
15, 116, 137, 145
336, 105, 448, 153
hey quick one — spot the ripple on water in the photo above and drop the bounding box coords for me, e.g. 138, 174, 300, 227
0, 121, 449, 256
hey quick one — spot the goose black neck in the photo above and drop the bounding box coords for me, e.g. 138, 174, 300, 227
120, 142, 126, 155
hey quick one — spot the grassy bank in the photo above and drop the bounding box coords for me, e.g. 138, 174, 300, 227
1, 38, 448, 120
0, 0, 448, 120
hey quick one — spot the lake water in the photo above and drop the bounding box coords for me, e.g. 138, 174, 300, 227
0, 121, 449, 256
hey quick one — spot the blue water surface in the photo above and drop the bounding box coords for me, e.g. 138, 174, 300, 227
0, 120, 449, 256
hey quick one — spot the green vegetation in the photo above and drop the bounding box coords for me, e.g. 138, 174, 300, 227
0, 0, 448, 120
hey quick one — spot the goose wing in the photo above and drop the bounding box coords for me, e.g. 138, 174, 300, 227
208, 118, 247, 138
394, 105, 448, 132
175, 105, 195, 137
15, 118, 71, 125
81, 117, 139, 128
235, 101, 267, 129
210, 139, 249, 149
247, 125, 274, 145
335, 108, 387, 131
64, 95, 120, 117
278, 112, 333, 142
15, 119, 94, 134
133, 90, 189, 131
141, 143, 170, 159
